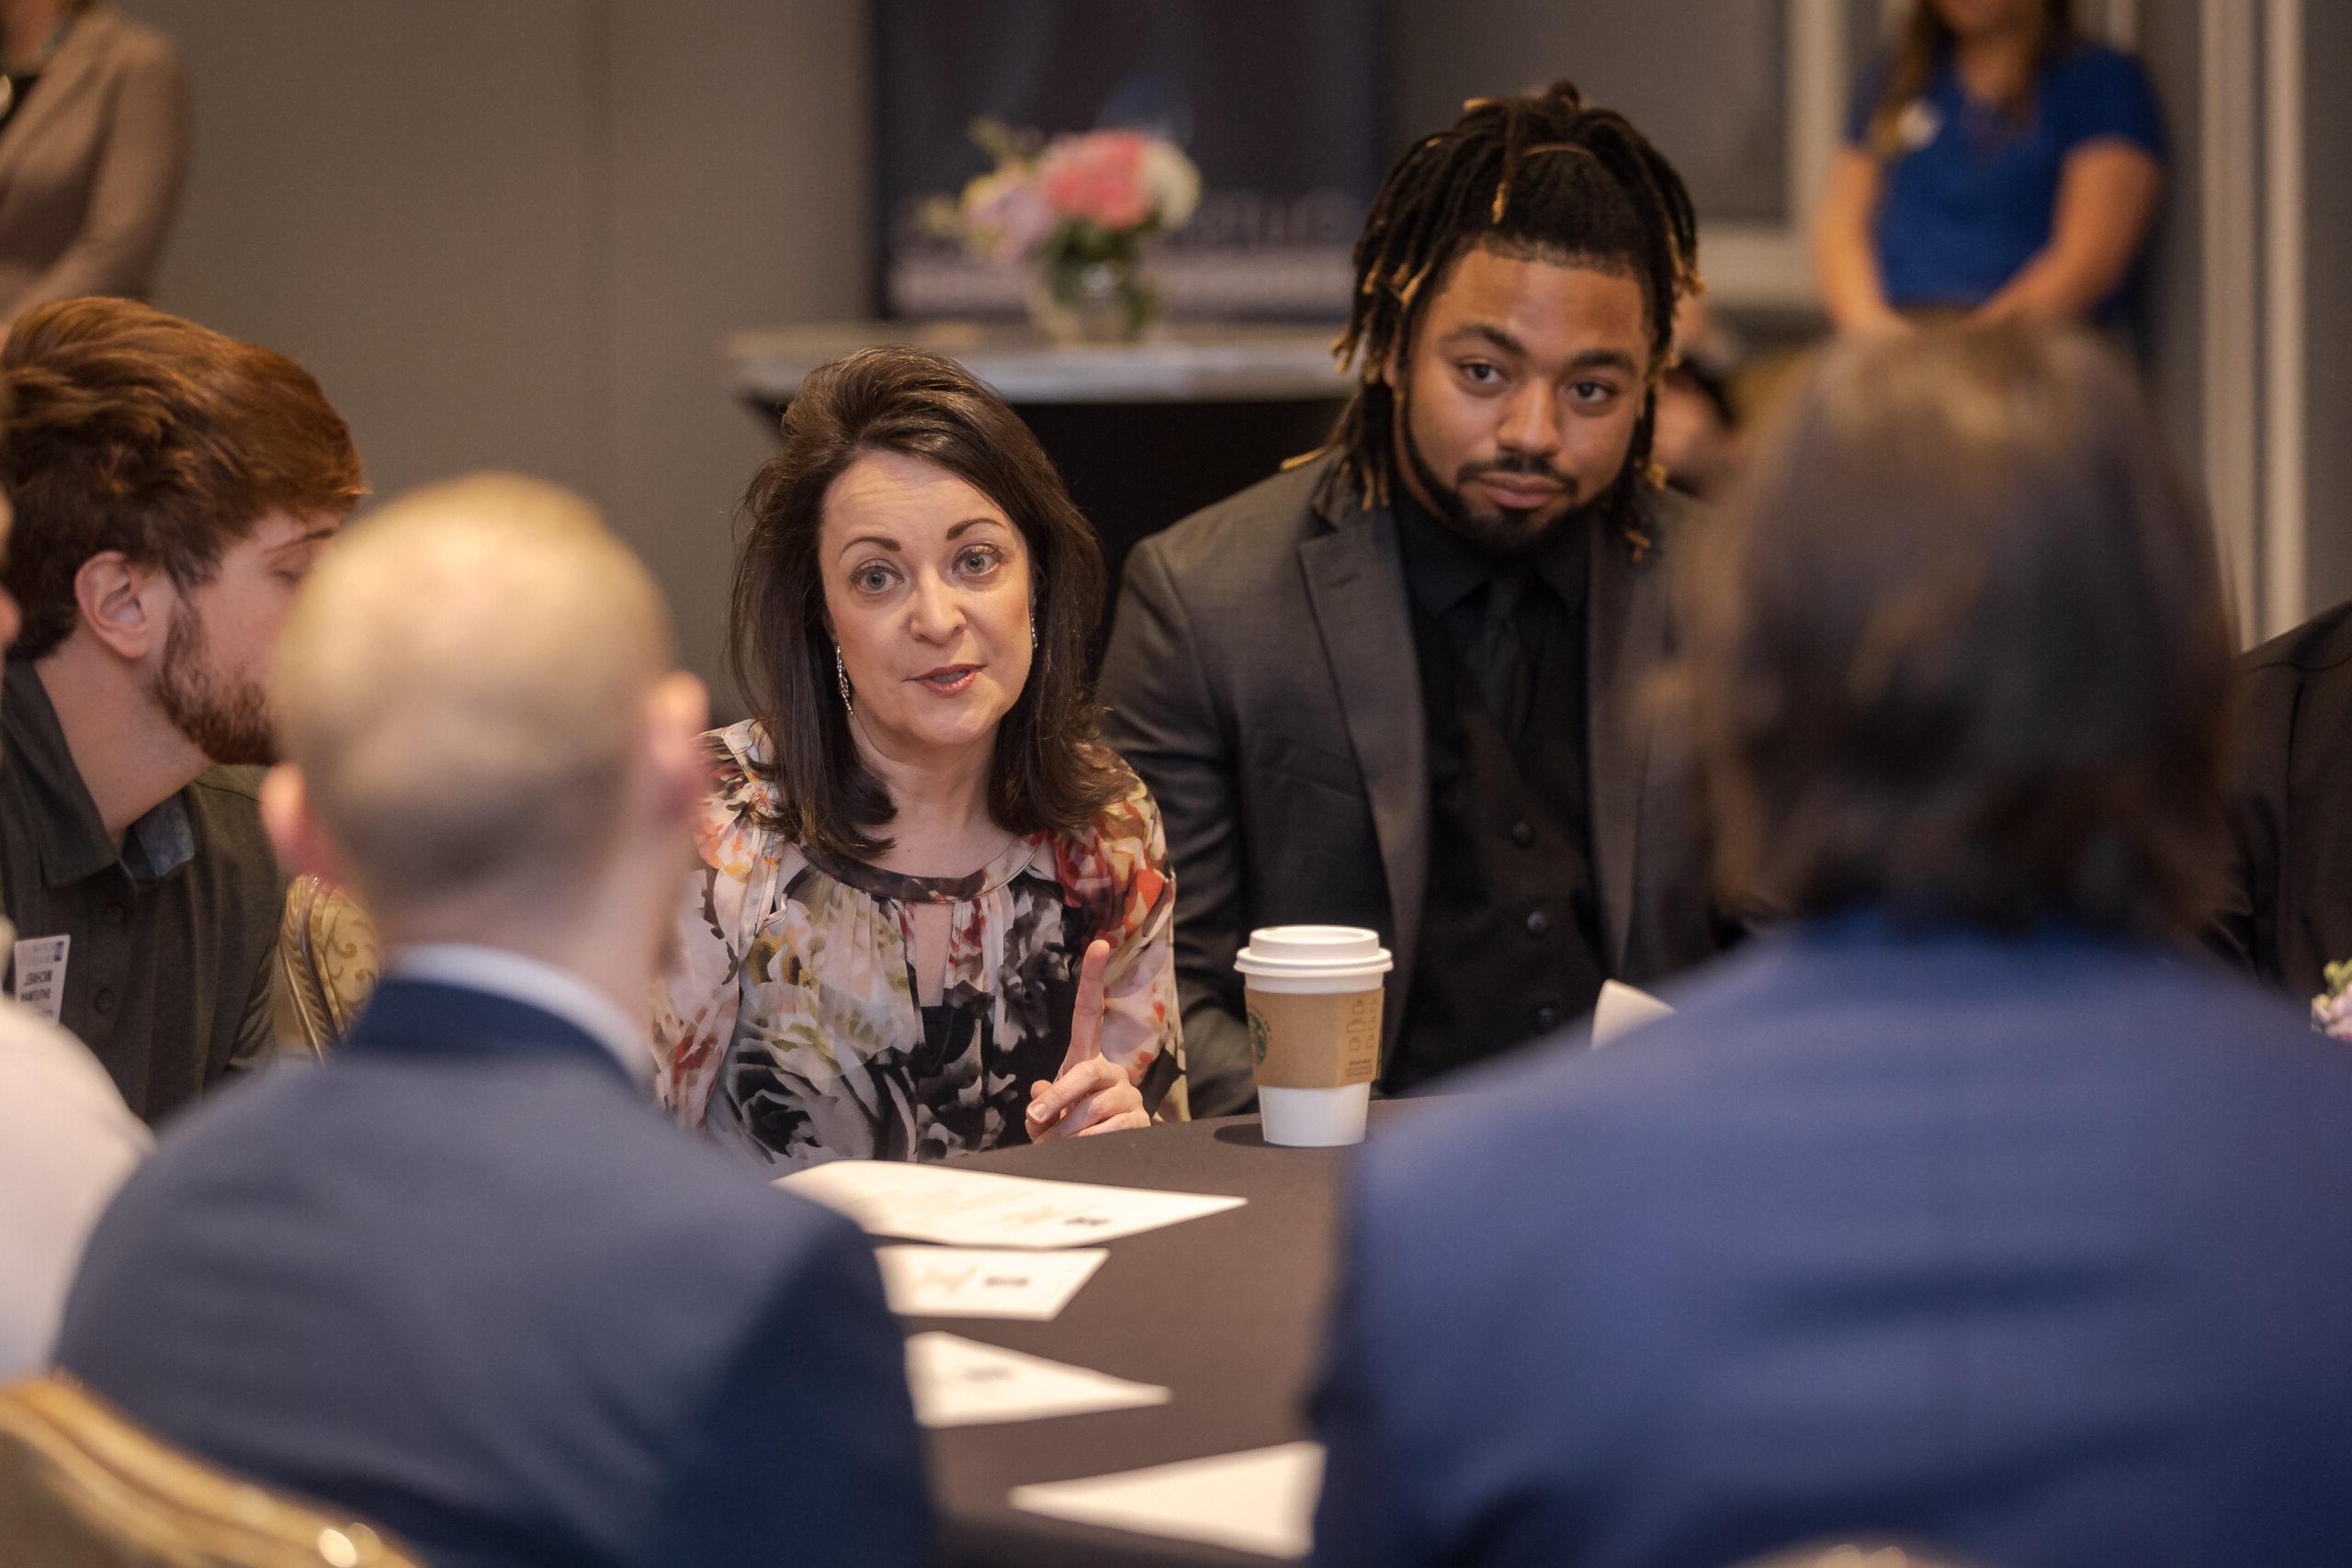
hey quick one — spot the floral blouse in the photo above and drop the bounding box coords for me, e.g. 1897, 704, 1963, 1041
653, 721, 1183, 1168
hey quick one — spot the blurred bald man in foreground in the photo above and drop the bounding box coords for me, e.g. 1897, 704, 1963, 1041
56, 477, 932, 1568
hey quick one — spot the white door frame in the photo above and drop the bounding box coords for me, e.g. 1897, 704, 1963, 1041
2201, 0, 2308, 643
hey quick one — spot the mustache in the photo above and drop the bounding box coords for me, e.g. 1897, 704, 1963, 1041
1455, 453, 1577, 497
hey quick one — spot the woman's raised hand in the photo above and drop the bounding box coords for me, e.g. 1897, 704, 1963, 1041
1025, 938, 1149, 1140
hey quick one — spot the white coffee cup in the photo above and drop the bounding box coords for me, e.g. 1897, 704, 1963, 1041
1233, 925, 1393, 1146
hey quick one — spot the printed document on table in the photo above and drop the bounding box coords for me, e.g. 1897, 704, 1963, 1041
1592, 978, 1674, 1046
875, 1246, 1107, 1320
1011, 1441, 1326, 1559
779, 1160, 1245, 1248
904, 1332, 1170, 1427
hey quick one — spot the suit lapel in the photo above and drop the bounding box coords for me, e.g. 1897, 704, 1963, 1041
0, 10, 111, 211
1587, 512, 1667, 971
1298, 504, 1429, 1010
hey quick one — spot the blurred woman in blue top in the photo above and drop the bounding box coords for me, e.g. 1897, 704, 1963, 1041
1813, 0, 2163, 333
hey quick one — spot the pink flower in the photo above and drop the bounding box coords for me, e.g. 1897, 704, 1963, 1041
957, 165, 1054, 262
1039, 130, 1154, 231
933, 125, 1200, 265
2314, 985, 2352, 1042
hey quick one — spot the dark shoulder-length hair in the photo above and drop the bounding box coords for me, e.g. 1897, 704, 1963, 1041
1868, 0, 2075, 159
1669, 321, 2233, 939
729, 344, 1120, 859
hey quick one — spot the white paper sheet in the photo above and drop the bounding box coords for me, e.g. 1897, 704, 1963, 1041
779, 1160, 1244, 1248
1009, 1441, 1326, 1560
903, 1332, 1170, 1427
875, 1246, 1107, 1320
1591, 978, 1675, 1046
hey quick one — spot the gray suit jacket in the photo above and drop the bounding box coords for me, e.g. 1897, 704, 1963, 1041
0, 6, 187, 320
1099, 454, 1722, 1114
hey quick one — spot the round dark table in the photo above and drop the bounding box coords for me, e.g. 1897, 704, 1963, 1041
916, 1104, 1414, 1567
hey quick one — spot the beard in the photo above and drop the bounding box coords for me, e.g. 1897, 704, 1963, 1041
154, 603, 276, 766
1397, 385, 1606, 558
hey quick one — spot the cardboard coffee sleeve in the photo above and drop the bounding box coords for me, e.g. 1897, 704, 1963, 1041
1245, 985, 1383, 1089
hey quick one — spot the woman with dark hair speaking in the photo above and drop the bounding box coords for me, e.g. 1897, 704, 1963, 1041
655, 346, 1180, 1167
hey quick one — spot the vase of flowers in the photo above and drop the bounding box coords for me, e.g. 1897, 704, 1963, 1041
927, 120, 1201, 345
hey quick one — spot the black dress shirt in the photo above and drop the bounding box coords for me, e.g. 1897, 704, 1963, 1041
0, 660, 280, 1123
1386, 494, 1611, 1091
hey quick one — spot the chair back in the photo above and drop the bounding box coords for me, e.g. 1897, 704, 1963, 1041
0, 1372, 423, 1567
276, 875, 380, 1057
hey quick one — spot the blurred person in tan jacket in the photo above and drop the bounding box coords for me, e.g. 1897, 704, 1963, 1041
0, 2, 187, 322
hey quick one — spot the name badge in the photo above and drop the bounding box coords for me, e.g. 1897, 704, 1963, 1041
12, 933, 67, 1023
1897, 100, 1943, 150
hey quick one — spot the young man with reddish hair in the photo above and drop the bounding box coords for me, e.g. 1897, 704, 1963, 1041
0, 297, 361, 1123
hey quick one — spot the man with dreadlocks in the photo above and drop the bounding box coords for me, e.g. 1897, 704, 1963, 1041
1099, 81, 1728, 1115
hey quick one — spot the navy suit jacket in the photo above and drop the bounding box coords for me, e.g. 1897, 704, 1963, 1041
58, 977, 932, 1567
1312, 917, 2352, 1568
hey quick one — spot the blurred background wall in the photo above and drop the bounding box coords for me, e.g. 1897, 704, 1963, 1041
119, 0, 869, 707
115, 0, 2346, 707
2300, 0, 2350, 618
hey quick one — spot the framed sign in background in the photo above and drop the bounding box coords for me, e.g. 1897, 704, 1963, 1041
876, 0, 1385, 321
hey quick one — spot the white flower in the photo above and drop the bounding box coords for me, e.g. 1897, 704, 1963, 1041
2312, 959, 2352, 1041
1139, 140, 1201, 231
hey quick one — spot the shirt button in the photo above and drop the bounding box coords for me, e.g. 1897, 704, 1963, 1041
1508, 820, 1534, 848
1525, 910, 1550, 939
1534, 1003, 1561, 1031
93, 987, 116, 1014
101, 904, 127, 927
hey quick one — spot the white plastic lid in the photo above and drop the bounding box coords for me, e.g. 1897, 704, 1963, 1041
1233, 924, 1394, 979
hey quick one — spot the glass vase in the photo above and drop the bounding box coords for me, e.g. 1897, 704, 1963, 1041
1028, 253, 1156, 344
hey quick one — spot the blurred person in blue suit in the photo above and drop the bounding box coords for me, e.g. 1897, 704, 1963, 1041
55, 475, 932, 1567
1309, 324, 2352, 1568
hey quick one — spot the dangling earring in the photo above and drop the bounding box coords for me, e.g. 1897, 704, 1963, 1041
1030, 614, 1039, 650
834, 645, 853, 713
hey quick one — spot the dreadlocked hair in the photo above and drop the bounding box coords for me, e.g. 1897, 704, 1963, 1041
1310, 79, 1702, 549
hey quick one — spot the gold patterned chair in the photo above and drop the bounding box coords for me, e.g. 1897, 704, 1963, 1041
0, 1373, 423, 1567
275, 875, 381, 1057
1732, 1543, 1983, 1568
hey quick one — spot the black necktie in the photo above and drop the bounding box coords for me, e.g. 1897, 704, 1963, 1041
1467, 567, 1532, 740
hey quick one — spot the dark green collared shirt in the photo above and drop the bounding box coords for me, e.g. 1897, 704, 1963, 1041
0, 660, 281, 1125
